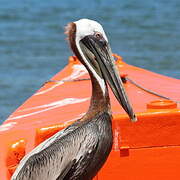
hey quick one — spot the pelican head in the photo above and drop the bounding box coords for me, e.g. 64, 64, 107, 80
66, 19, 137, 122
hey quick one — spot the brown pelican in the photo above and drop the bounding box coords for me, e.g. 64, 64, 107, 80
11, 19, 136, 180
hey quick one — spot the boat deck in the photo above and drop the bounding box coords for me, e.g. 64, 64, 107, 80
0, 55, 180, 180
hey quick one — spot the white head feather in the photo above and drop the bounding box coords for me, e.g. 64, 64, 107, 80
74, 19, 108, 43
74, 19, 108, 95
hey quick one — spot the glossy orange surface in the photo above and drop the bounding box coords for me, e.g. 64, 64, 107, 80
0, 55, 180, 180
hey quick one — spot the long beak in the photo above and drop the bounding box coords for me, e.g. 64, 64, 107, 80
80, 36, 137, 122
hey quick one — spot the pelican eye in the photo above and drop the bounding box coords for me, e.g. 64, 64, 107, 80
93, 32, 107, 48
94, 32, 102, 39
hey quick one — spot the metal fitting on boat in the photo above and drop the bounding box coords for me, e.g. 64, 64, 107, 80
147, 100, 177, 109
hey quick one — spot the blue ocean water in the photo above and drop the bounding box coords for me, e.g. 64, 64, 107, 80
0, 0, 180, 123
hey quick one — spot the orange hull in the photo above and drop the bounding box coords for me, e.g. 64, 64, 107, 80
0, 55, 180, 180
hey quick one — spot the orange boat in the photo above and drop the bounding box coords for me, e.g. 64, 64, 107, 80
0, 54, 180, 180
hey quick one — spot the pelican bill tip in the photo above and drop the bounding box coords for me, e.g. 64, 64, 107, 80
130, 114, 138, 122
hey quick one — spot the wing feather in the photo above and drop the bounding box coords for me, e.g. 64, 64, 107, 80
11, 121, 100, 180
